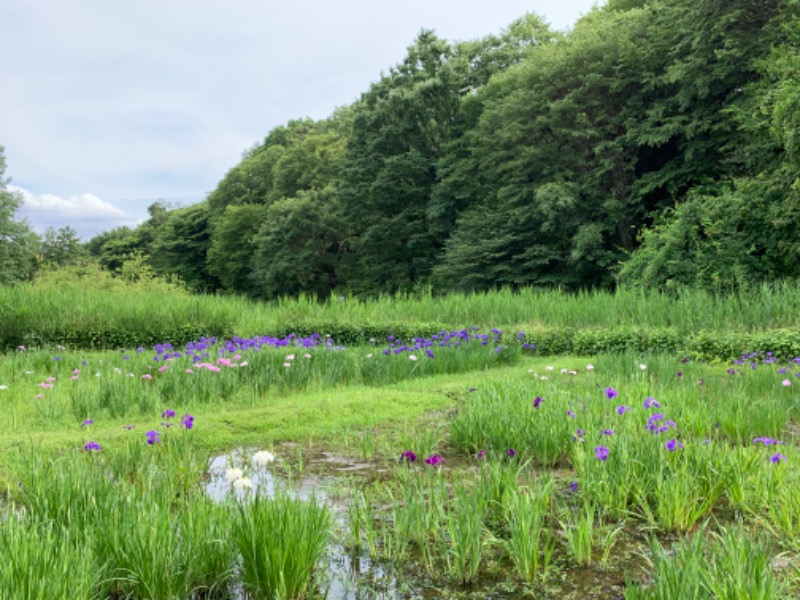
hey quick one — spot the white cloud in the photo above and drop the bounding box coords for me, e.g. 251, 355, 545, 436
9, 185, 143, 240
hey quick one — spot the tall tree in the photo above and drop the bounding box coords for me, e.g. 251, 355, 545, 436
149, 202, 218, 292
0, 146, 39, 284
40, 226, 86, 266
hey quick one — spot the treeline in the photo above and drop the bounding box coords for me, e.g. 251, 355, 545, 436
4, 0, 799, 298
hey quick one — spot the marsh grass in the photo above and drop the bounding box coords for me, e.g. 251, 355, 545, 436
233, 491, 331, 599
0, 518, 100, 599
502, 479, 556, 582
626, 526, 785, 599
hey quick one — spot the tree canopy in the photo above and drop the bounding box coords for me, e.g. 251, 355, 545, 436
79, 1, 800, 298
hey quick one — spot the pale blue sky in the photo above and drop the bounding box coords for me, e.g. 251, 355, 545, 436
1, 0, 601, 239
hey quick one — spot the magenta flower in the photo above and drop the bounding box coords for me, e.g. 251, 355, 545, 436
476, 449, 486, 460
400, 450, 417, 463
424, 454, 444, 466
507, 448, 516, 457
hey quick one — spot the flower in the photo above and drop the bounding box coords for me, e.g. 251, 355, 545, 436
141, 374, 152, 380
123, 424, 135, 430
409, 355, 418, 361
83, 441, 101, 451
426, 349, 435, 359
225, 467, 244, 482
533, 396, 544, 409
753, 436, 783, 446
602, 429, 614, 436
180, 414, 194, 430
644, 397, 660, 409
400, 450, 417, 463
566, 410, 576, 419
285, 354, 295, 361
605, 387, 618, 400
476, 449, 486, 460
254, 450, 276, 466
586, 364, 594, 370
639, 364, 647, 370
665, 439, 683, 452
594, 446, 609, 461
145, 430, 160, 445
81, 419, 94, 427
783, 379, 792, 387
770, 453, 787, 463
568, 481, 579, 493
233, 477, 254, 491
507, 448, 516, 457
616, 405, 632, 415
424, 454, 444, 466
161, 409, 176, 419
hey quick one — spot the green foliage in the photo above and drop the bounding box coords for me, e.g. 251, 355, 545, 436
0, 146, 39, 284
206, 203, 266, 294
149, 201, 218, 292
39, 226, 86, 267
251, 188, 345, 300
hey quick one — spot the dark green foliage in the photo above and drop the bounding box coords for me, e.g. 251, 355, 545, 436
251, 187, 344, 300
207, 204, 266, 294
150, 202, 219, 292
79, 1, 799, 297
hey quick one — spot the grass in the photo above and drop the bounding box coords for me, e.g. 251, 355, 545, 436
1, 283, 800, 597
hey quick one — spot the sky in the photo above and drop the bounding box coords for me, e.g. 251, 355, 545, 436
1, 0, 601, 240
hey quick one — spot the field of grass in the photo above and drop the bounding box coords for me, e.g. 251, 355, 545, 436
1, 286, 799, 598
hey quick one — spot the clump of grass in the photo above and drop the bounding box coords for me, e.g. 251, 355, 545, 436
232, 491, 331, 599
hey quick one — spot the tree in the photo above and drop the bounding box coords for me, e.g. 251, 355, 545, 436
0, 146, 39, 284
251, 187, 345, 300
40, 226, 86, 267
207, 203, 266, 294
149, 202, 218, 292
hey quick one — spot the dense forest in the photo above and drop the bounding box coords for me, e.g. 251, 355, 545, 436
2, 0, 799, 297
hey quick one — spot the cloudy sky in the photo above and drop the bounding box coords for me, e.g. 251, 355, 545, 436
1, 0, 600, 240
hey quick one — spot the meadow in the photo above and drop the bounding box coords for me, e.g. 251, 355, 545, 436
1, 285, 799, 598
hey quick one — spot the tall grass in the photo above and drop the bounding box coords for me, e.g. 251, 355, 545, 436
4, 280, 800, 351
233, 492, 331, 599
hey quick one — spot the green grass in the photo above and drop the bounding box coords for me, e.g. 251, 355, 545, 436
1, 311, 799, 598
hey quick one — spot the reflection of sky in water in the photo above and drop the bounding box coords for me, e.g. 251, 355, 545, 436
205, 452, 327, 503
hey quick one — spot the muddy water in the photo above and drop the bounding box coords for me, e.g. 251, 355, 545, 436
205, 449, 644, 599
